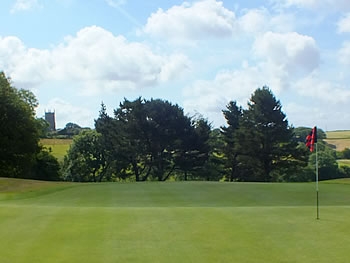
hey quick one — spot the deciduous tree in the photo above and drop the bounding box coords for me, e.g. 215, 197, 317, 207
0, 72, 40, 178
63, 130, 107, 182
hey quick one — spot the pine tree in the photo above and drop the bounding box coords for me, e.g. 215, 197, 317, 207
235, 86, 302, 181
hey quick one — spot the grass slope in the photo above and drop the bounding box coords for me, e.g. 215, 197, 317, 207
40, 138, 72, 162
325, 130, 350, 151
1, 179, 350, 263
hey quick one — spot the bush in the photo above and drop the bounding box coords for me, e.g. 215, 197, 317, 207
33, 150, 61, 181
338, 165, 350, 179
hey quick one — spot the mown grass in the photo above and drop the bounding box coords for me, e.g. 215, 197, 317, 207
40, 138, 72, 162
1, 180, 350, 262
0, 178, 73, 201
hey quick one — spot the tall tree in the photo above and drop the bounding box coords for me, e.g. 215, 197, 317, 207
204, 128, 226, 181
0, 72, 40, 178
175, 117, 211, 181
95, 98, 208, 181
95, 103, 129, 181
113, 98, 153, 181
144, 99, 193, 181
221, 101, 242, 181
235, 86, 306, 181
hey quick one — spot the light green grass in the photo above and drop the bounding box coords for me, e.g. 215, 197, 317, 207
338, 159, 350, 167
1, 180, 350, 262
326, 130, 350, 139
325, 130, 350, 151
40, 138, 72, 162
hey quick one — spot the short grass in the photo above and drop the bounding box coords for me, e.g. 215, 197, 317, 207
1, 179, 350, 263
40, 138, 72, 162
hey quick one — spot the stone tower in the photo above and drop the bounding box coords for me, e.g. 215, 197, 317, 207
45, 111, 56, 131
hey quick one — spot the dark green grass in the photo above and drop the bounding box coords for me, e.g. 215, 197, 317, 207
1, 179, 350, 262
3, 180, 350, 207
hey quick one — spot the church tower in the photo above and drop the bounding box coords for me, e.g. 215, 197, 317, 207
45, 111, 56, 131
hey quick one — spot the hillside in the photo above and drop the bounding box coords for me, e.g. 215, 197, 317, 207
40, 138, 72, 162
325, 130, 350, 151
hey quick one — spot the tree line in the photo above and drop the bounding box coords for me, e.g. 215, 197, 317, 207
0, 71, 346, 182
62, 87, 337, 182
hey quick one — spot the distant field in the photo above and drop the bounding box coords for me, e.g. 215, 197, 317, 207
325, 130, 350, 151
326, 130, 350, 139
1, 179, 350, 263
337, 159, 350, 167
40, 138, 72, 162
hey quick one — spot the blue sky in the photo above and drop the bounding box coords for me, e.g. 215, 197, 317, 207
2, 0, 350, 130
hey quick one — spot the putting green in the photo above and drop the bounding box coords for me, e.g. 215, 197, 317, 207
0, 180, 349, 262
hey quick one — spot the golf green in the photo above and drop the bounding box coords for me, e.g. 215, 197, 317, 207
1, 180, 349, 262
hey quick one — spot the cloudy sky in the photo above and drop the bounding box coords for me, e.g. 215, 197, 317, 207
1, 0, 350, 130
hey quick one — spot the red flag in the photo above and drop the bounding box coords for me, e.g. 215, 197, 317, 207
306, 126, 317, 152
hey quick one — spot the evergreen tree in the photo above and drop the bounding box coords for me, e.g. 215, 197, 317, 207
175, 117, 211, 181
235, 86, 307, 181
221, 101, 242, 181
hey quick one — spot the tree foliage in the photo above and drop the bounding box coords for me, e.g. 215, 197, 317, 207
221, 101, 242, 181
0, 72, 40, 177
63, 130, 107, 182
0, 71, 60, 180
33, 149, 61, 181
0, 70, 341, 182
57, 122, 89, 137
293, 126, 326, 144
61, 87, 338, 183
92, 98, 212, 181
221, 86, 308, 182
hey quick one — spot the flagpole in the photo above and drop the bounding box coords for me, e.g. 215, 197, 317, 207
316, 141, 319, 220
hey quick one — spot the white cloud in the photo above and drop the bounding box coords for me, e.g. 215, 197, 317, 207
338, 41, 350, 65
285, 100, 350, 131
338, 14, 350, 33
273, 0, 350, 12
37, 98, 95, 128
183, 65, 350, 129
287, 73, 350, 129
283, 102, 321, 127
238, 8, 268, 34
279, 0, 321, 8
144, 0, 236, 43
238, 8, 296, 34
0, 36, 50, 86
0, 26, 191, 94
253, 31, 320, 77
295, 73, 350, 103
183, 30, 321, 128
183, 65, 269, 127
10, 0, 40, 13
